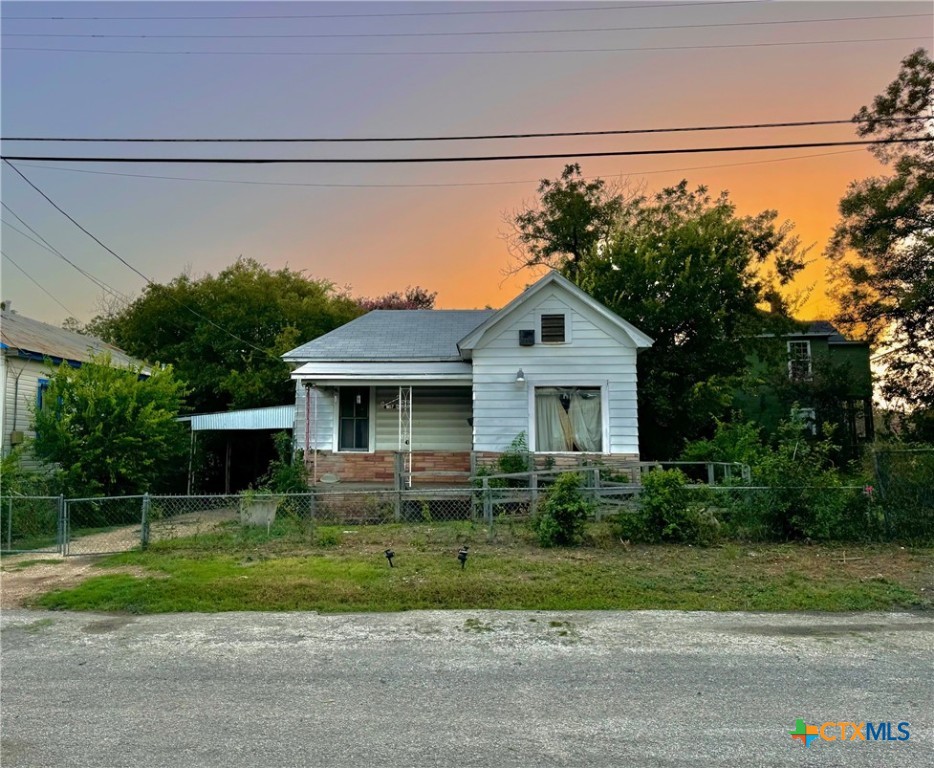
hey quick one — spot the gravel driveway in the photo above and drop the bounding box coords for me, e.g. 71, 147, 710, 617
1, 609, 931, 767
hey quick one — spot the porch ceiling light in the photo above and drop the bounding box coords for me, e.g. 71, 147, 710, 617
515, 368, 526, 383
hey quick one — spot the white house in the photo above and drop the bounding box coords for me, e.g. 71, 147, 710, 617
1, 307, 142, 465
282, 272, 653, 484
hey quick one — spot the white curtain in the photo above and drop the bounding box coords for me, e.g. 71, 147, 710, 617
535, 393, 573, 451
569, 391, 602, 452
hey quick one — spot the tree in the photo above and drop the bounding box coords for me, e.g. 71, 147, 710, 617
570, 181, 805, 458
90, 258, 363, 413
828, 48, 934, 413
32, 353, 188, 496
357, 285, 437, 311
505, 163, 625, 279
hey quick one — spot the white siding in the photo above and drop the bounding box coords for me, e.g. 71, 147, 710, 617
374, 386, 471, 451
2, 356, 52, 468
292, 382, 336, 453
471, 285, 640, 455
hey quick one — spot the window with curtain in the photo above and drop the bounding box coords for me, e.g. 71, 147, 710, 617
534, 387, 602, 452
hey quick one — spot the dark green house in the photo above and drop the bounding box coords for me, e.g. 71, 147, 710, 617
737, 321, 874, 457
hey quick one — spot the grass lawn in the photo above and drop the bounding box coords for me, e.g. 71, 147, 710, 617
34, 520, 934, 614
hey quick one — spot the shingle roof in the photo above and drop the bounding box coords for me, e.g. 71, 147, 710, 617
283, 309, 495, 362
798, 320, 850, 343
1, 309, 142, 367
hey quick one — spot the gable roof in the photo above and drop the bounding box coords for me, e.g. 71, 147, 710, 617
1, 309, 141, 367
457, 271, 653, 352
282, 309, 495, 363
792, 320, 858, 344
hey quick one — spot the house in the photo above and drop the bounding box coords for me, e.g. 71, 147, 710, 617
737, 320, 874, 456
283, 272, 653, 484
1, 307, 142, 463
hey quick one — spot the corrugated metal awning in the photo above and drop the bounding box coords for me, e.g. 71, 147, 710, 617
290, 360, 472, 385
180, 405, 295, 432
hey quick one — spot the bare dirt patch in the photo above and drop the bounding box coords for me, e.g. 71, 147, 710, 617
0, 554, 159, 609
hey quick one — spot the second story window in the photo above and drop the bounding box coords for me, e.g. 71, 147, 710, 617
541, 314, 566, 343
788, 340, 811, 381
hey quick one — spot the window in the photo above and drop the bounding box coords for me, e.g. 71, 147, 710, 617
338, 387, 369, 451
791, 407, 817, 436
787, 340, 811, 381
540, 314, 566, 343
36, 378, 50, 410
534, 387, 602, 452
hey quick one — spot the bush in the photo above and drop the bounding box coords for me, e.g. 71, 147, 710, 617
0, 449, 63, 496
610, 469, 720, 546
532, 472, 594, 547
258, 432, 308, 493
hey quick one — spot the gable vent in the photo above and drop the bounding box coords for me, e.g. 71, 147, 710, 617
541, 314, 566, 343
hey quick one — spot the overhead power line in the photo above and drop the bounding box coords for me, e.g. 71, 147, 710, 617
1, 1, 760, 22
1, 204, 129, 301
5, 34, 925, 56
3, 117, 926, 144
1, 250, 78, 317
2, 138, 929, 165
5, 13, 927, 39
3, 160, 281, 361
14, 148, 867, 190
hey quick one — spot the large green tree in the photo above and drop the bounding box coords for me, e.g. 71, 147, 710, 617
33, 353, 188, 496
578, 182, 805, 458
510, 174, 804, 458
506, 163, 624, 279
90, 259, 362, 413
828, 48, 934, 414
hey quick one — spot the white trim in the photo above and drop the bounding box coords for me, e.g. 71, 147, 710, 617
333, 386, 377, 453
458, 271, 653, 352
787, 339, 812, 379
526, 379, 609, 453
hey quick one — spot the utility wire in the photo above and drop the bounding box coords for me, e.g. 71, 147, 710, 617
2, 138, 929, 165
3, 160, 281, 361
13, 148, 868, 190
1, 204, 130, 301
2, 2, 761, 22
5, 13, 927, 39
3, 116, 926, 144
5, 34, 925, 56
1, 250, 78, 317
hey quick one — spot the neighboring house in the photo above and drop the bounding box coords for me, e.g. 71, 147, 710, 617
1, 307, 142, 463
283, 272, 653, 484
738, 320, 874, 456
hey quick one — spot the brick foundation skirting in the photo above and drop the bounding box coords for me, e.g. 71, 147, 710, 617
308, 450, 643, 484
306, 451, 472, 484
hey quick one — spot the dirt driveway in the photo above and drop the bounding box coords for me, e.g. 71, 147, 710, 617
1, 510, 234, 608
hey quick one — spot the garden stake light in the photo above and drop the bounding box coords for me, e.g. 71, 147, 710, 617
384, 548, 395, 567
458, 546, 469, 570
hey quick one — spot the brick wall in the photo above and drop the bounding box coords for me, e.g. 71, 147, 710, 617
306, 451, 472, 485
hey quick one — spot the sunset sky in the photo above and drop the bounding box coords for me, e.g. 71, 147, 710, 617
1, 0, 930, 327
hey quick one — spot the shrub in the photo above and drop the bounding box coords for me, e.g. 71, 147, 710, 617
258, 431, 308, 493
532, 472, 594, 547
609, 469, 720, 546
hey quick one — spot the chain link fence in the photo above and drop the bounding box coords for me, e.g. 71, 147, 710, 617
0, 495, 62, 553
873, 448, 934, 542
6, 456, 927, 557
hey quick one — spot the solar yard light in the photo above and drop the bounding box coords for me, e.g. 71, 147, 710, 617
458, 546, 469, 569
384, 548, 395, 567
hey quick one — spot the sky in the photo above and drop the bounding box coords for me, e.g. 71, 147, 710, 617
1, 0, 930, 328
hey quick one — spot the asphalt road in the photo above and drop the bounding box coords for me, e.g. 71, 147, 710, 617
1, 610, 931, 767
